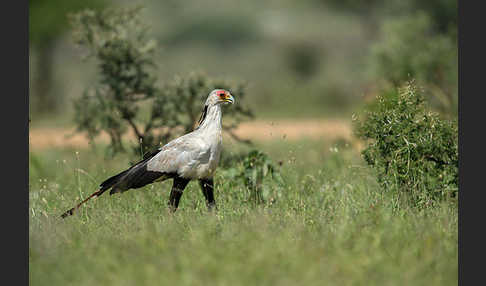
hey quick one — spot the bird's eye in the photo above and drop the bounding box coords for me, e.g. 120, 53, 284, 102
219, 93, 225, 98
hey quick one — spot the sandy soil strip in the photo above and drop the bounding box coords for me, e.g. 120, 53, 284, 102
29, 119, 353, 150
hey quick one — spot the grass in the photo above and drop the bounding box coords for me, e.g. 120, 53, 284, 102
29, 138, 457, 285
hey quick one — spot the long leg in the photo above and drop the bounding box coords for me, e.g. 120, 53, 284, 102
198, 178, 217, 211
168, 176, 190, 212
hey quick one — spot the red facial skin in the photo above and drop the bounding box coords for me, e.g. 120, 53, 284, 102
216, 90, 227, 99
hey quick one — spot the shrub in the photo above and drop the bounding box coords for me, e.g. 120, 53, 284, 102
70, 6, 253, 159
220, 150, 283, 205
354, 80, 458, 207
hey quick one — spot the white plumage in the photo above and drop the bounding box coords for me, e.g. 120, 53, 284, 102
146, 99, 224, 179
61, 89, 234, 218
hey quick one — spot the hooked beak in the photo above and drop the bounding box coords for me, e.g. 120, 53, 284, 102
223, 92, 235, 104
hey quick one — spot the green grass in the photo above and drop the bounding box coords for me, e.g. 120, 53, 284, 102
29, 139, 457, 285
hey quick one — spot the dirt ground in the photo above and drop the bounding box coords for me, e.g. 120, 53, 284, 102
29, 119, 355, 151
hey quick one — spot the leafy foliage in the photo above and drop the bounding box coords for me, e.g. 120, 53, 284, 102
70, 7, 253, 159
354, 81, 458, 207
221, 150, 283, 205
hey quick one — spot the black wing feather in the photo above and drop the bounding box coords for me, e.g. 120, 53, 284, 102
97, 148, 170, 195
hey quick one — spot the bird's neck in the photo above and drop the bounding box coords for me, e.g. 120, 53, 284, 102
197, 104, 222, 133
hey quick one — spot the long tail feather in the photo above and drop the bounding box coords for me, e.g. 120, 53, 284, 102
60, 148, 164, 219
60, 189, 105, 219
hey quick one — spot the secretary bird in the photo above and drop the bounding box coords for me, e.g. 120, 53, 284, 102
61, 89, 234, 218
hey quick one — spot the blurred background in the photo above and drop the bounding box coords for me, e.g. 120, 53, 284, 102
29, 2, 458, 283
29, 0, 457, 126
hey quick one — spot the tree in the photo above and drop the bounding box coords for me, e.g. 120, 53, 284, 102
70, 6, 254, 159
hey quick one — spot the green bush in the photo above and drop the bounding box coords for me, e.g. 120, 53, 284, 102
354, 81, 458, 207
220, 150, 283, 205
70, 6, 253, 159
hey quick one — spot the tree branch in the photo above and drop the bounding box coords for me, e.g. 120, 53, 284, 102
126, 117, 143, 140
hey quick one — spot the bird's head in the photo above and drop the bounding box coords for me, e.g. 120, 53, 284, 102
205, 89, 235, 106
